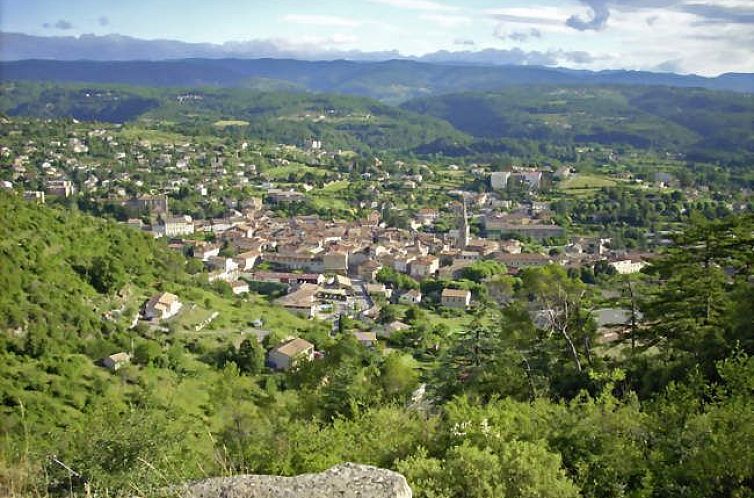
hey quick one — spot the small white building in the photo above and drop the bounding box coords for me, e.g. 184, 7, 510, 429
230, 280, 250, 295
490, 171, 511, 191
353, 331, 378, 348
156, 215, 195, 237
101, 352, 130, 371
268, 338, 315, 371
609, 259, 648, 275
399, 289, 422, 305
143, 292, 182, 320
441, 288, 472, 309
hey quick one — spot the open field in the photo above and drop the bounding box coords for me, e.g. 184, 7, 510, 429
213, 120, 250, 127
557, 174, 620, 196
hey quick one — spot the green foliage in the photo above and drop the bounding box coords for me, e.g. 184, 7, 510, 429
403, 86, 754, 165
377, 266, 419, 290
235, 337, 266, 375
642, 213, 754, 372
459, 260, 507, 283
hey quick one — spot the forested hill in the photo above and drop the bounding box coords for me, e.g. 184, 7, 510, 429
402, 86, 754, 164
1, 58, 753, 103
0, 192, 187, 350
0, 82, 469, 152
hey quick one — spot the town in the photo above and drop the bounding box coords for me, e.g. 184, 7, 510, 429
4, 114, 749, 374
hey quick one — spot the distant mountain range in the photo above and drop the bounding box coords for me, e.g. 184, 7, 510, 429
2, 59, 753, 105
0, 32, 753, 102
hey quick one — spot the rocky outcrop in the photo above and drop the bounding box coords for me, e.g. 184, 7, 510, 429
174, 463, 412, 498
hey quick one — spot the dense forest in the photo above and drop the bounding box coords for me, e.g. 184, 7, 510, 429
1, 193, 753, 497
402, 86, 754, 165
0, 82, 468, 153
3, 81, 754, 164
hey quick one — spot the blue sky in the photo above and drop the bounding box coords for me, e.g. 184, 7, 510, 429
1, 0, 753, 75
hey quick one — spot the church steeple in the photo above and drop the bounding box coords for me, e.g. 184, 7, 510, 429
458, 197, 470, 249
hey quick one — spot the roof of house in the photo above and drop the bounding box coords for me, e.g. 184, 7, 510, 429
274, 283, 319, 308
442, 288, 471, 298
104, 352, 130, 363
147, 292, 180, 308
273, 338, 314, 358
334, 275, 353, 288
386, 321, 411, 332
354, 331, 378, 342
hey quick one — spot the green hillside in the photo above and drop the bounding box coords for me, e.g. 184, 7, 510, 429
403, 86, 754, 164
0, 82, 469, 152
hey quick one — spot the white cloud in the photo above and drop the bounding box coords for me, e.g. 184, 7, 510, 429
420, 13, 472, 27
282, 14, 362, 28
370, 0, 459, 12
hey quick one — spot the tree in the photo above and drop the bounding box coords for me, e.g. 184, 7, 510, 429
133, 341, 162, 366
519, 266, 594, 373
642, 213, 754, 372
460, 261, 507, 283
380, 353, 419, 400
432, 315, 533, 402
236, 337, 265, 375
378, 304, 399, 324
88, 255, 126, 294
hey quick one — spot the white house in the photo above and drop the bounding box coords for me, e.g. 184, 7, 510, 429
490, 171, 511, 190
441, 288, 472, 309
143, 292, 182, 320
101, 352, 130, 371
399, 289, 422, 305
609, 259, 648, 275
268, 338, 315, 371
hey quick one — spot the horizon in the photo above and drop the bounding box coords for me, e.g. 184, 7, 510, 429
1, 0, 753, 77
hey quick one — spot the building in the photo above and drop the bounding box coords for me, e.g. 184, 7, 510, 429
268, 338, 315, 371
101, 352, 130, 371
23, 191, 45, 204
457, 199, 470, 249
410, 256, 439, 279
380, 320, 411, 338
274, 283, 320, 318
357, 260, 383, 281
485, 217, 565, 241
441, 288, 472, 309
323, 250, 349, 275
230, 280, 250, 295
366, 283, 392, 300
143, 292, 182, 320
193, 244, 221, 261
267, 189, 306, 204
353, 331, 378, 347
495, 253, 553, 269
399, 289, 422, 305
45, 179, 75, 197
490, 171, 511, 190
515, 171, 543, 190
124, 194, 169, 215
155, 215, 194, 237
415, 208, 439, 226
248, 272, 324, 285
234, 250, 261, 271
609, 259, 648, 275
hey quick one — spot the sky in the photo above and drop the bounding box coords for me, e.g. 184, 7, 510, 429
1, 0, 753, 75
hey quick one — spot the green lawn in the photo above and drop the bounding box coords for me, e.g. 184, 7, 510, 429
213, 120, 250, 128
557, 174, 620, 196
117, 127, 192, 144
262, 164, 328, 180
